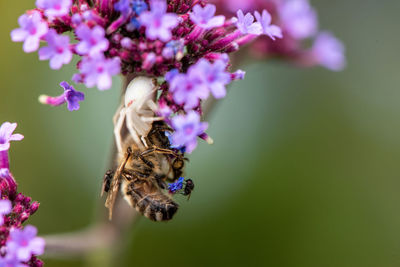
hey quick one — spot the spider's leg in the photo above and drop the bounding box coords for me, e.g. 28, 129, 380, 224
114, 108, 126, 153
126, 110, 144, 148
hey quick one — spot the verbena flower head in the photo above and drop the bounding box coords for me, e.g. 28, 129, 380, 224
0, 122, 44, 267
11, 0, 284, 152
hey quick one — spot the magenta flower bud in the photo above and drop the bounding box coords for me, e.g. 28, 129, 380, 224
29, 202, 40, 214
13, 203, 24, 214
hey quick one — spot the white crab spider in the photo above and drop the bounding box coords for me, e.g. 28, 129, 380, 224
113, 76, 163, 152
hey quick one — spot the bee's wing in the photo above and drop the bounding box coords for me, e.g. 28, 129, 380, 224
105, 150, 131, 220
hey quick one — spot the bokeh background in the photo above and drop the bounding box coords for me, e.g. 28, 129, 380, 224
1, 1, 400, 266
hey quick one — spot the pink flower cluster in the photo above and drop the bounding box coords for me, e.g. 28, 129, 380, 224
11, 0, 282, 153
211, 0, 346, 71
0, 122, 45, 267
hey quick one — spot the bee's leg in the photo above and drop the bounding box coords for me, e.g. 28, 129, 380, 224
101, 170, 114, 196
140, 146, 178, 157
114, 108, 126, 153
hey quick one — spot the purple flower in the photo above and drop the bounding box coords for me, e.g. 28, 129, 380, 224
169, 69, 209, 111
254, 10, 282, 40
39, 81, 85, 111
279, 0, 318, 40
10, 12, 48, 53
138, 0, 179, 42
79, 55, 121, 90
7, 225, 45, 262
38, 29, 72, 69
0, 123, 24, 152
168, 177, 184, 193
75, 25, 109, 56
311, 32, 346, 71
190, 4, 225, 29
171, 111, 208, 154
114, 0, 132, 17
194, 59, 231, 99
0, 253, 28, 267
232, 10, 262, 35
36, 0, 72, 18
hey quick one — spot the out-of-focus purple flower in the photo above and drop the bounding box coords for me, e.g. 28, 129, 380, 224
138, 0, 179, 42
232, 10, 262, 35
114, 0, 132, 17
0, 197, 12, 226
75, 25, 109, 56
0, 253, 28, 267
171, 111, 208, 154
0, 123, 24, 152
38, 29, 72, 69
194, 59, 231, 99
190, 4, 225, 29
169, 69, 209, 111
79, 55, 121, 90
7, 225, 45, 262
279, 0, 318, 40
254, 10, 282, 40
10, 12, 48, 53
39, 81, 85, 111
133, 0, 148, 15
232, 69, 246, 80
221, 0, 257, 13
36, 0, 72, 18
311, 32, 346, 71
168, 177, 184, 193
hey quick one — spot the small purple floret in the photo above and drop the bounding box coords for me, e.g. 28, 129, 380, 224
36, 0, 72, 18
190, 4, 225, 29
39, 29, 72, 69
171, 111, 208, 154
254, 10, 282, 40
0, 198, 12, 226
11, 12, 48, 53
194, 59, 231, 99
312, 32, 346, 71
279, 0, 318, 40
232, 10, 262, 35
39, 81, 85, 111
79, 55, 121, 90
76, 24, 109, 56
138, 0, 179, 42
7, 225, 45, 262
0, 122, 24, 152
114, 0, 132, 17
169, 69, 209, 111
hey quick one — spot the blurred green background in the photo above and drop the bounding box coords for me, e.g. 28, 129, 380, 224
1, 1, 400, 266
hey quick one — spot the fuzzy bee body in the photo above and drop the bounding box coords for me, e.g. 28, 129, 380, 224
102, 121, 185, 221
122, 178, 178, 221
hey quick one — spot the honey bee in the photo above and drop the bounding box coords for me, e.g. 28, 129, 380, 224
103, 76, 190, 221
102, 122, 185, 221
